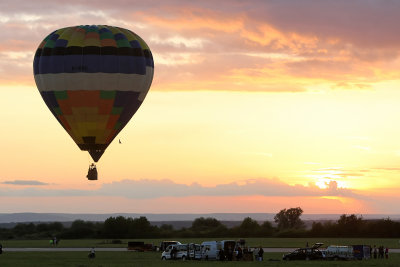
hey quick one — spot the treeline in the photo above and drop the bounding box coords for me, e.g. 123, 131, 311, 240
309, 214, 400, 238
1, 213, 400, 239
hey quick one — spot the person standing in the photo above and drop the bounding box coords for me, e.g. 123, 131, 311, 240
227, 246, 233, 261
258, 246, 264, 261
379, 246, 384, 259
171, 246, 177, 260
236, 246, 243, 261
88, 247, 95, 258
385, 247, 389, 259
218, 248, 225, 261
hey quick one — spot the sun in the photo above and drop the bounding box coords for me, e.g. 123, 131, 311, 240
315, 178, 331, 189
314, 177, 349, 190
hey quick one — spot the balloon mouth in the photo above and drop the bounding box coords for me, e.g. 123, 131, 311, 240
78, 137, 108, 162
88, 150, 105, 162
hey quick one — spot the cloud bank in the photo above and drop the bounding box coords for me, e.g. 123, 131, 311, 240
1, 180, 49, 185
1, 0, 399, 91
0, 178, 361, 199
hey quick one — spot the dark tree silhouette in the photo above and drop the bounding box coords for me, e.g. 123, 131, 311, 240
274, 207, 304, 229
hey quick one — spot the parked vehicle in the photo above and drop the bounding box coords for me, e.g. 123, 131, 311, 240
200, 240, 238, 261
127, 241, 153, 251
201, 241, 219, 260
323, 245, 354, 260
161, 243, 202, 261
188, 243, 202, 260
282, 243, 324, 261
352, 245, 371, 260
159, 241, 181, 252
219, 240, 236, 261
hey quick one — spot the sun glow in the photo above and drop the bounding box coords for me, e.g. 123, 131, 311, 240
315, 178, 330, 189
314, 178, 348, 190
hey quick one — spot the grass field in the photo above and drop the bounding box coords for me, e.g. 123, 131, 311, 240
2, 237, 399, 248
0, 251, 399, 267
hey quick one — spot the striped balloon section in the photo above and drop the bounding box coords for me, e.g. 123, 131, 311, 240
33, 25, 154, 162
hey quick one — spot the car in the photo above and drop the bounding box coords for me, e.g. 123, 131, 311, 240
282, 243, 324, 261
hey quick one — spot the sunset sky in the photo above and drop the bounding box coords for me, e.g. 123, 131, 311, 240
1, 0, 400, 215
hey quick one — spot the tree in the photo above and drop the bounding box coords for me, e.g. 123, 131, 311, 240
274, 207, 304, 229
191, 217, 222, 232
336, 214, 364, 237
190, 217, 227, 237
235, 217, 260, 237
260, 221, 274, 236
67, 220, 96, 238
103, 216, 130, 238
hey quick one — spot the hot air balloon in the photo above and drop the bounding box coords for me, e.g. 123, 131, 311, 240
33, 25, 154, 180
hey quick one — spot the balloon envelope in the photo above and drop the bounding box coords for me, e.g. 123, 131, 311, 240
33, 25, 154, 162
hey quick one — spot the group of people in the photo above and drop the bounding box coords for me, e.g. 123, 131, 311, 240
217, 246, 263, 261
372, 245, 388, 259
49, 237, 59, 246
217, 246, 235, 261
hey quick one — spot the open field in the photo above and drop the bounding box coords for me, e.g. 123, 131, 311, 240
0, 252, 399, 267
2, 237, 400, 249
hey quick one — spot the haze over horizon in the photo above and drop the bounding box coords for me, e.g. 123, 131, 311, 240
1, 0, 400, 214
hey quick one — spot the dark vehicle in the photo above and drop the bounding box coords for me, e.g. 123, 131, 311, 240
353, 245, 371, 260
127, 241, 153, 252
283, 243, 324, 261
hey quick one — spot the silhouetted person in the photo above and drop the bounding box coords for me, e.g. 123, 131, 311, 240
236, 246, 243, 261
0, 243, 3, 254
385, 247, 389, 259
88, 247, 95, 258
258, 246, 264, 261
379, 246, 384, 259
218, 248, 225, 261
204, 248, 209, 260
171, 246, 177, 260
373, 245, 377, 259
227, 246, 233, 261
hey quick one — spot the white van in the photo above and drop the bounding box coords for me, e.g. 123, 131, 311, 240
201, 241, 219, 260
201, 240, 237, 260
161, 243, 202, 261
188, 243, 202, 260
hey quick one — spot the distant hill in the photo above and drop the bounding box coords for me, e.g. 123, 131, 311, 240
1, 212, 399, 224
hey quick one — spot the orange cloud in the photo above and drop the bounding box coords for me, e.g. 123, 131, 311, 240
0, 195, 371, 214
1, 1, 400, 91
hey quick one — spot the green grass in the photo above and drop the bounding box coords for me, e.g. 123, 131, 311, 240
2, 237, 400, 249
0, 252, 399, 267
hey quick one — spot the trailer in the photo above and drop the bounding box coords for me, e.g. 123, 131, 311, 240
352, 245, 371, 260
323, 245, 354, 260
